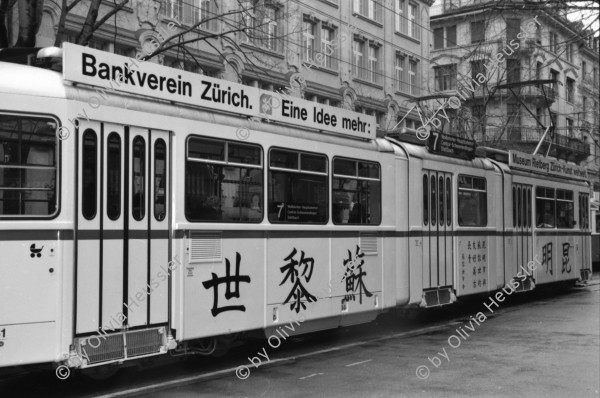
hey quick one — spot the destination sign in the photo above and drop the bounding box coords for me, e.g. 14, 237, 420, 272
62, 43, 375, 139
427, 131, 476, 160
509, 150, 588, 180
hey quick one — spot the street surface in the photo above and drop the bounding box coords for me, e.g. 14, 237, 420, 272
1, 279, 598, 398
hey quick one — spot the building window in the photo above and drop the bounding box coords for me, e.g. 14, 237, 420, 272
185, 137, 263, 222
566, 117, 574, 136
320, 27, 334, 69
433, 28, 444, 49
434, 25, 456, 49
240, 1, 280, 51
434, 64, 457, 91
302, 19, 337, 70
507, 19, 520, 43
471, 21, 485, 43
536, 61, 542, 80
268, 149, 328, 224
332, 158, 381, 225
471, 60, 484, 81
458, 175, 487, 226
549, 31, 558, 53
507, 59, 520, 83
471, 104, 486, 136
395, 53, 406, 92
354, 0, 383, 23
352, 39, 364, 79
303, 20, 315, 62
395, 0, 420, 40
160, 0, 217, 30
582, 97, 587, 119
566, 77, 575, 103
507, 103, 521, 140
582, 61, 587, 79
594, 67, 598, 87
550, 69, 559, 97
368, 43, 380, 84
536, 187, 555, 228
566, 43, 573, 62
409, 60, 419, 95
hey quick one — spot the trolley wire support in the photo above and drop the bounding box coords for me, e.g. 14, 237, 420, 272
494, 79, 558, 157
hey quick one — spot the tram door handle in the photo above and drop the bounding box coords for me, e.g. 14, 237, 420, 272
49, 268, 54, 273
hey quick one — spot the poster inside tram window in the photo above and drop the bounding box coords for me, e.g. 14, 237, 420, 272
458, 238, 488, 295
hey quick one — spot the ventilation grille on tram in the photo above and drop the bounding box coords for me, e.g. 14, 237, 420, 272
359, 233, 378, 255
421, 287, 456, 308
189, 232, 222, 263
76, 327, 166, 366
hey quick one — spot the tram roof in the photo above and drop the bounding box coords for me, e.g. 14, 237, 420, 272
0, 61, 66, 98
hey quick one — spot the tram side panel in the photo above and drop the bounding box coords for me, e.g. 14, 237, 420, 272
454, 167, 501, 298
0, 99, 73, 367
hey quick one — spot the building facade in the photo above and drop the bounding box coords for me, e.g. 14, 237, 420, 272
429, 0, 599, 191
6, 0, 436, 134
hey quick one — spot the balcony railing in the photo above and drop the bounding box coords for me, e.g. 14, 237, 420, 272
483, 126, 591, 158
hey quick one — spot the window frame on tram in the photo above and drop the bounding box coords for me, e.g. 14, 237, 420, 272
0, 113, 61, 218
535, 187, 556, 228
185, 136, 264, 223
457, 175, 487, 227
268, 148, 328, 224
332, 157, 381, 225
556, 189, 574, 229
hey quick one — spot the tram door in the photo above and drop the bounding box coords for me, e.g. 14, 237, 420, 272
422, 171, 453, 289
76, 122, 170, 335
512, 184, 533, 273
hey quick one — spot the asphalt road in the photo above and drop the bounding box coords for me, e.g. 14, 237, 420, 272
2, 280, 598, 398
131, 281, 599, 398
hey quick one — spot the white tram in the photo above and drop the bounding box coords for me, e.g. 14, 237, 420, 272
0, 44, 592, 375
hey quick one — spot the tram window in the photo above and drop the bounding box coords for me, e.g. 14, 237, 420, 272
430, 176, 436, 226
512, 187, 517, 227
81, 130, 97, 220
439, 176, 444, 226
579, 194, 583, 229
186, 137, 263, 223
154, 139, 166, 222
517, 187, 523, 228
106, 133, 121, 220
132, 136, 146, 221
556, 189, 574, 228
527, 188, 531, 228
270, 149, 328, 224
0, 114, 58, 217
457, 175, 487, 226
423, 175, 428, 226
535, 187, 555, 228
446, 177, 451, 226
332, 158, 380, 225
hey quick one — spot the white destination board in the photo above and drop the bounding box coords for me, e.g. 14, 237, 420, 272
62, 43, 376, 139
508, 150, 588, 180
